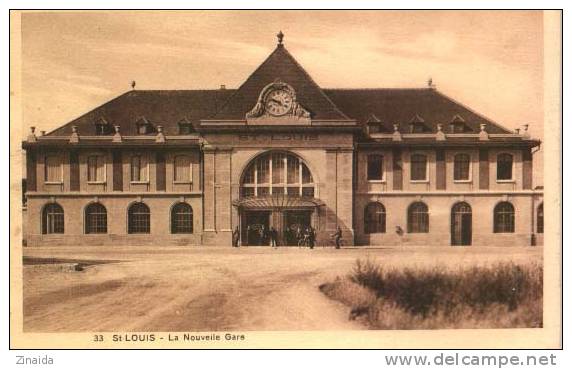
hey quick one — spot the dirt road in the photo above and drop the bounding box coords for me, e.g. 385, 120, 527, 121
21, 246, 542, 332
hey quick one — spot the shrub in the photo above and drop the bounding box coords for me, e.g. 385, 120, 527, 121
322, 259, 543, 329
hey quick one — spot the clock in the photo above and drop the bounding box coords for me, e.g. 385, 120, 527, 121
264, 89, 293, 116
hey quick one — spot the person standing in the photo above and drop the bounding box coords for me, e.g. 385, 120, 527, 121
303, 227, 311, 248
331, 226, 342, 249
308, 226, 315, 249
259, 225, 267, 246
296, 225, 304, 247
232, 226, 240, 247
269, 226, 278, 248
246, 225, 251, 246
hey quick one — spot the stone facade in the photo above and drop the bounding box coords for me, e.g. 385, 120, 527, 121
22, 36, 543, 247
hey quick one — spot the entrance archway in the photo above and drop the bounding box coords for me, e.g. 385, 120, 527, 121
235, 151, 322, 246
451, 202, 472, 246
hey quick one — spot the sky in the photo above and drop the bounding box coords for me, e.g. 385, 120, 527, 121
16, 10, 544, 184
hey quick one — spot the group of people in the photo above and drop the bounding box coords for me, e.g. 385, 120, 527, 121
232, 225, 342, 249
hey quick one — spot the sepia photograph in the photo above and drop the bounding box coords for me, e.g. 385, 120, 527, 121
9, 9, 562, 349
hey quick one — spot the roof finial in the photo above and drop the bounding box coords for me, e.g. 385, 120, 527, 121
131, 80, 136, 90
427, 77, 436, 89
277, 30, 284, 45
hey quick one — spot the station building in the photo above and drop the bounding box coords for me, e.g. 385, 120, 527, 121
22, 34, 544, 247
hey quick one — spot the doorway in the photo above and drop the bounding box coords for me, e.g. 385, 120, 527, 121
283, 210, 312, 245
242, 211, 270, 246
451, 202, 472, 246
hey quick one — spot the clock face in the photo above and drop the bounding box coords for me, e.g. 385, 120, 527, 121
265, 89, 293, 116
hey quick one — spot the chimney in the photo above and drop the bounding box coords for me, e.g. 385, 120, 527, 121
40, 130, 46, 136
220, 84, 226, 90
27, 126, 37, 142
522, 124, 531, 139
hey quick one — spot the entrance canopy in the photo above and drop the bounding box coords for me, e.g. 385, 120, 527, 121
233, 194, 324, 210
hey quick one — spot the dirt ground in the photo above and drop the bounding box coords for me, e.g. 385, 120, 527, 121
20, 245, 542, 332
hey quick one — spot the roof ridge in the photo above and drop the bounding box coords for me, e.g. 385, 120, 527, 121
210, 46, 284, 118
433, 90, 512, 133
128, 89, 237, 93
44, 90, 133, 136
323, 87, 433, 91
279, 46, 351, 120
212, 45, 351, 120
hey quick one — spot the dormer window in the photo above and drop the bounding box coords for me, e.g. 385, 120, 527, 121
94, 117, 111, 135
135, 117, 153, 135
368, 123, 383, 134
365, 114, 383, 134
408, 114, 426, 133
449, 115, 467, 133
178, 118, 194, 135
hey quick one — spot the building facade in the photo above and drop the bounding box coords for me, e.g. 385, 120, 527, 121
22, 35, 543, 247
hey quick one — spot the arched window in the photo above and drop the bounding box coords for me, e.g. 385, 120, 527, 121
85, 203, 107, 234
537, 203, 543, 234
128, 202, 150, 234
364, 202, 386, 234
42, 203, 64, 234
454, 153, 471, 181
408, 202, 429, 233
410, 154, 427, 181
240, 152, 315, 198
171, 203, 193, 234
497, 153, 513, 180
174, 155, 192, 183
494, 202, 515, 233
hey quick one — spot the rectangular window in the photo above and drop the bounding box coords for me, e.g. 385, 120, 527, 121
367, 155, 384, 180
130, 155, 148, 182
178, 124, 193, 135
257, 157, 270, 184
241, 187, 255, 197
287, 156, 300, 183
302, 187, 314, 197
497, 154, 513, 181
44, 155, 62, 182
174, 155, 192, 182
410, 154, 428, 181
287, 187, 300, 196
454, 154, 471, 181
272, 153, 285, 184
87, 155, 105, 182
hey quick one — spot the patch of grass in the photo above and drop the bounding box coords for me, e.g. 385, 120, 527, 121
321, 259, 543, 329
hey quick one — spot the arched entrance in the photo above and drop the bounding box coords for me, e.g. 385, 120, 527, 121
451, 202, 472, 246
234, 151, 322, 246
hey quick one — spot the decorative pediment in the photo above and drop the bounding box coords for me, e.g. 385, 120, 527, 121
246, 81, 311, 125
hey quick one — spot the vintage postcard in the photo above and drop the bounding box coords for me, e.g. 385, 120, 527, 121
9, 10, 562, 349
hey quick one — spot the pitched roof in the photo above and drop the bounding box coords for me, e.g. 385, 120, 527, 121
210, 45, 350, 121
323, 88, 511, 133
45, 46, 514, 137
47, 89, 235, 136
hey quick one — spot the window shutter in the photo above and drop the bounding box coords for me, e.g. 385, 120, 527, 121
112, 150, 123, 191
522, 148, 532, 189
156, 152, 166, 191
26, 150, 37, 191
479, 149, 489, 190
436, 149, 446, 190
392, 148, 402, 190
69, 151, 80, 191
